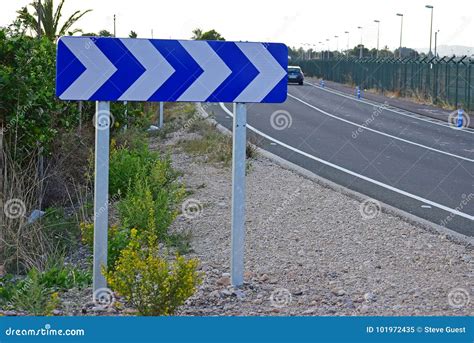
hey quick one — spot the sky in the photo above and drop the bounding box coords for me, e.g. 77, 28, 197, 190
1, 0, 473, 51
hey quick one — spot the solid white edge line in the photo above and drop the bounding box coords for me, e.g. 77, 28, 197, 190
218, 102, 474, 221
304, 81, 474, 135
287, 93, 474, 163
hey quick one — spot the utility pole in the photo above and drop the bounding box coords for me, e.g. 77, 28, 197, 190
37, 0, 42, 38
374, 20, 380, 58
344, 31, 350, 53
396, 13, 404, 58
426, 5, 434, 57
358, 26, 363, 58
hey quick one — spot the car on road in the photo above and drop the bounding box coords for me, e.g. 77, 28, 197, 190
288, 66, 304, 85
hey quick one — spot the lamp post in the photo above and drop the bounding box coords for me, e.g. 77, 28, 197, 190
113, 14, 116, 37
374, 20, 380, 58
344, 31, 350, 52
357, 26, 363, 58
334, 35, 339, 52
326, 38, 330, 60
426, 5, 434, 57
396, 13, 403, 58
434, 29, 439, 57
318, 41, 323, 59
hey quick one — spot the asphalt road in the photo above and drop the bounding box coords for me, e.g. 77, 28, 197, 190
205, 82, 474, 237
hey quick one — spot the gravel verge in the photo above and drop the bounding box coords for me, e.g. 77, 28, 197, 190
157, 117, 473, 316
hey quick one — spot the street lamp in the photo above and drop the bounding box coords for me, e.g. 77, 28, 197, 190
396, 13, 403, 58
434, 29, 440, 57
344, 31, 350, 52
374, 20, 380, 58
357, 26, 363, 58
334, 35, 339, 52
318, 41, 323, 59
326, 38, 330, 60
426, 5, 434, 57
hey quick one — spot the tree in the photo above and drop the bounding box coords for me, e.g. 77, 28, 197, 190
16, 0, 92, 41
98, 30, 113, 37
129, 31, 138, 38
191, 28, 225, 41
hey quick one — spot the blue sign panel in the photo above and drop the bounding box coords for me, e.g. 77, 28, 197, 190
56, 37, 288, 103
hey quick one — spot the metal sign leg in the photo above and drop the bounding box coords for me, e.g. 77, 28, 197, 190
231, 103, 247, 287
159, 102, 164, 128
93, 101, 110, 295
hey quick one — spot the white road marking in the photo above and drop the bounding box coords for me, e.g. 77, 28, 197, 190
219, 102, 474, 221
287, 93, 474, 163
303, 81, 474, 135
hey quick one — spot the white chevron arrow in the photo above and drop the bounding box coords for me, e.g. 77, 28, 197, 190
177, 41, 232, 101
119, 39, 175, 101
233, 43, 287, 103
59, 37, 117, 100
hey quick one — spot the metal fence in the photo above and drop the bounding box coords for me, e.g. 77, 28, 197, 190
296, 56, 474, 111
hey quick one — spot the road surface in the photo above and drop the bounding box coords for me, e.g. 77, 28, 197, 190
205, 82, 474, 237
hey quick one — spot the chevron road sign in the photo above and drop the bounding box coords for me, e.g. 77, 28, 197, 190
56, 36, 289, 295
56, 37, 288, 103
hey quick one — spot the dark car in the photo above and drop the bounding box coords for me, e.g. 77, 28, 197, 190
288, 66, 304, 85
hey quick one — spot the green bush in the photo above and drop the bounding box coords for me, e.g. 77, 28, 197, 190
109, 140, 159, 197
0, 25, 79, 160
8, 268, 59, 315
1, 261, 90, 315
106, 229, 201, 316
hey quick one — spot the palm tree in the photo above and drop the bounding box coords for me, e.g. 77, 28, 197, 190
17, 0, 92, 41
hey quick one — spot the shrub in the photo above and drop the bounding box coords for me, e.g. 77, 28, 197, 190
108, 140, 159, 197
8, 268, 60, 315
106, 229, 201, 316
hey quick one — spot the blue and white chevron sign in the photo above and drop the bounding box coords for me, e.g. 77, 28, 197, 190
56, 37, 288, 103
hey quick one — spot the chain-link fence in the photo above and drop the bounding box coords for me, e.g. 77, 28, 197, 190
296, 56, 474, 111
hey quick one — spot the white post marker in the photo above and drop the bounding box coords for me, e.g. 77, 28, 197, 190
93, 101, 110, 294
159, 101, 164, 128
231, 103, 247, 287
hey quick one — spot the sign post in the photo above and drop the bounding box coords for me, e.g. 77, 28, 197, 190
56, 36, 287, 291
159, 102, 164, 128
93, 101, 110, 293
231, 103, 247, 286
